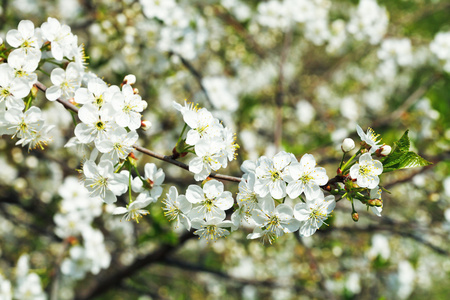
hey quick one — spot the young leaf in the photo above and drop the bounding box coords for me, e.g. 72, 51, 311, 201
382, 130, 432, 172
398, 152, 432, 169
394, 129, 410, 152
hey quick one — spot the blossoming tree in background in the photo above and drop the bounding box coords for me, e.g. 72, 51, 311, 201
0, 0, 449, 299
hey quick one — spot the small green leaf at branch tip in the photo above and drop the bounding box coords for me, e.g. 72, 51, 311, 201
381, 130, 432, 173
395, 130, 410, 152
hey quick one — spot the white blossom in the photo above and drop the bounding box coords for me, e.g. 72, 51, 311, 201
349, 153, 383, 189
294, 192, 336, 237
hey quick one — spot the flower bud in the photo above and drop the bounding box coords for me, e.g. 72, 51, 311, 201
141, 120, 152, 131
31, 85, 39, 97
380, 145, 391, 156
123, 74, 136, 85
352, 212, 359, 222
341, 138, 355, 152
367, 199, 383, 207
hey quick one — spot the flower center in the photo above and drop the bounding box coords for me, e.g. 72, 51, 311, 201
266, 215, 280, 232
95, 95, 104, 107
204, 198, 215, 211
359, 165, 372, 176
270, 170, 281, 181
1, 88, 11, 98
300, 174, 313, 184
95, 120, 105, 131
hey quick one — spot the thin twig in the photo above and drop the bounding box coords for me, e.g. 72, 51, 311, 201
213, 5, 266, 59
168, 51, 213, 108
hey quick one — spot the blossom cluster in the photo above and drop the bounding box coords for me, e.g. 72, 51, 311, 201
174, 101, 239, 181
163, 180, 234, 241
0, 18, 170, 217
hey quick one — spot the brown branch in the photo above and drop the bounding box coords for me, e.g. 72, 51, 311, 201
158, 258, 313, 295
74, 231, 195, 300
318, 225, 449, 256
34, 81, 242, 183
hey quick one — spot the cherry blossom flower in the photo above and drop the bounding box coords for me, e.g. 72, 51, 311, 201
294, 192, 336, 237
186, 179, 234, 220
40, 17, 75, 61
189, 138, 224, 181
74, 103, 117, 146
286, 153, 328, 200
350, 153, 383, 189
248, 198, 300, 243
131, 163, 165, 203
162, 186, 192, 230
254, 151, 296, 199
96, 127, 138, 164
83, 160, 128, 204
74, 77, 114, 107
45, 62, 81, 101
0, 64, 30, 109
6, 20, 42, 57
183, 107, 220, 145
111, 84, 146, 130
356, 124, 382, 153
1, 106, 43, 138
113, 198, 152, 223
191, 216, 233, 242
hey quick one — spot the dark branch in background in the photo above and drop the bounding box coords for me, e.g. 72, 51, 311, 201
318, 223, 449, 256
158, 258, 313, 296
74, 231, 195, 300
34, 82, 242, 183
294, 235, 336, 300
213, 5, 266, 59
168, 51, 213, 108
274, 29, 292, 152
374, 74, 441, 127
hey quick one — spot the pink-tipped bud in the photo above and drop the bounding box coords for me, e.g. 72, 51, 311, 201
352, 212, 359, 222
341, 138, 355, 152
141, 120, 152, 131
123, 74, 136, 85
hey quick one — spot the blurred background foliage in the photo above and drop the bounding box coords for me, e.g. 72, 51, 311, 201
0, 0, 449, 299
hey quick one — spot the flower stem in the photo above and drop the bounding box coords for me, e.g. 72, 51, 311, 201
339, 152, 346, 169
128, 165, 133, 203
341, 148, 362, 173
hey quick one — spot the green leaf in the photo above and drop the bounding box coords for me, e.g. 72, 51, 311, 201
394, 129, 410, 152
398, 151, 432, 169
382, 130, 432, 172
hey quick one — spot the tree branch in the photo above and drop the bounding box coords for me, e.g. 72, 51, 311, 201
34, 81, 242, 183
74, 231, 195, 300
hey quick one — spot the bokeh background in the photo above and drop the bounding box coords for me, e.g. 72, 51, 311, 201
0, 0, 449, 299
